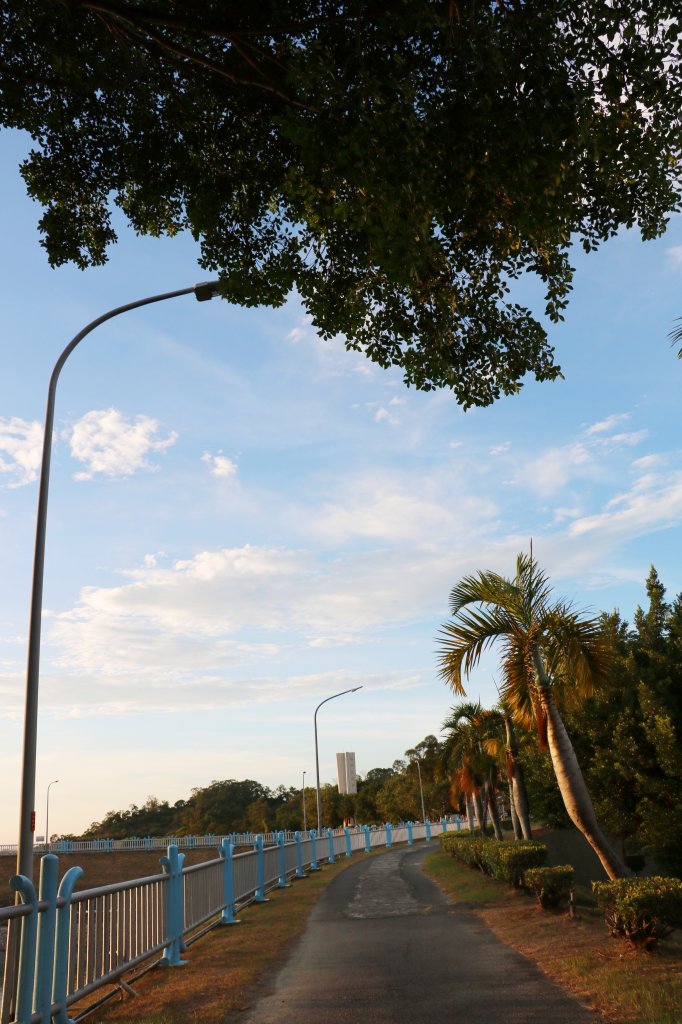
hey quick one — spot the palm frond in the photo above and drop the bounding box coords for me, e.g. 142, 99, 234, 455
443, 700, 483, 730
448, 570, 521, 617
669, 317, 682, 356
437, 605, 516, 691
499, 636, 538, 730
541, 604, 613, 696
515, 551, 554, 626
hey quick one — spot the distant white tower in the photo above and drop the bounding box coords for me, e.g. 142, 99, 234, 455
336, 751, 357, 794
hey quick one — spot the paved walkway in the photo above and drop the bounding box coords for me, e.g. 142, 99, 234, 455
243, 845, 598, 1024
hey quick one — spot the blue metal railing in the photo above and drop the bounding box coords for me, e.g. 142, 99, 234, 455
0, 820, 448, 1023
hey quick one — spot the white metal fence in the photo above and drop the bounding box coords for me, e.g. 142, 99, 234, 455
0, 832, 290, 857
0, 820, 449, 1024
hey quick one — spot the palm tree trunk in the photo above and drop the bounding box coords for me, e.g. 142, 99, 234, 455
472, 789, 485, 833
504, 714, 533, 839
485, 782, 504, 840
508, 779, 522, 839
465, 796, 475, 832
533, 650, 630, 879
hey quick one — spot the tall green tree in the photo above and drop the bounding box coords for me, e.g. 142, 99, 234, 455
437, 552, 629, 879
2, 2, 682, 406
566, 569, 682, 874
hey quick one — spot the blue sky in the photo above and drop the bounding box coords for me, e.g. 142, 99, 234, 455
1, 125, 681, 842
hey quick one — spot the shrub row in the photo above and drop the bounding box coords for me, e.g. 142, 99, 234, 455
593, 876, 682, 949
439, 833, 547, 887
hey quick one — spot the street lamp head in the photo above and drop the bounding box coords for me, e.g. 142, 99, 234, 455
351, 686, 363, 693
193, 280, 221, 302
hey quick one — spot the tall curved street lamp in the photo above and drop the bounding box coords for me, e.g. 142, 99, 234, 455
314, 687, 362, 832
16, 281, 220, 881
44, 778, 59, 850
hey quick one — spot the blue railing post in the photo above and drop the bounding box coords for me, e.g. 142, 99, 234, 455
425, 819, 432, 843
407, 821, 414, 846
219, 839, 240, 924
309, 829, 320, 870
277, 832, 290, 887
327, 828, 335, 864
53, 864, 84, 1024
254, 835, 269, 901
363, 825, 371, 853
34, 854, 59, 1022
294, 831, 306, 878
385, 822, 393, 848
344, 827, 352, 858
145, 835, 152, 851
456, 816, 462, 831
10, 872, 39, 1024
160, 844, 187, 966
441, 817, 447, 833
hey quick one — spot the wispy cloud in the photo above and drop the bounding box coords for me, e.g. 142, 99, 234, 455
0, 416, 43, 488
586, 413, 630, 435
67, 408, 177, 480
665, 245, 682, 271
202, 451, 238, 479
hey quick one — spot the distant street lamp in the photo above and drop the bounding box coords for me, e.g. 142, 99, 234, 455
16, 281, 220, 882
412, 757, 427, 823
45, 779, 59, 850
302, 771, 307, 832
314, 687, 362, 832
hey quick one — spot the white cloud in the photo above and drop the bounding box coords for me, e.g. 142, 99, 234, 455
373, 406, 392, 425
522, 442, 592, 498
489, 441, 511, 456
311, 471, 498, 544
568, 470, 682, 542
67, 408, 177, 480
586, 413, 630, 435
284, 316, 375, 379
0, 417, 44, 488
202, 451, 238, 479
666, 245, 682, 270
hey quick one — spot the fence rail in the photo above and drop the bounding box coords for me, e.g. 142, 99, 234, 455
0, 832, 289, 857
0, 819, 457, 1024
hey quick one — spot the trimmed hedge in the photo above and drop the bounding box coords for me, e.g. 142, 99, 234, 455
439, 834, 547, 887
524, 865, 574, 908
593, 876, 682, 949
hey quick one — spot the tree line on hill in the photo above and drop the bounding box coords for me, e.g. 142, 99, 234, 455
65, 568, 681, 877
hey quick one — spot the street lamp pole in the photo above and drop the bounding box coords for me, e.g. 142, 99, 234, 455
302, 771, 307, 832
45, 779, 59, 851
16, 281, 220, 881
413, 758, 426, 823
314, 687, 362, 833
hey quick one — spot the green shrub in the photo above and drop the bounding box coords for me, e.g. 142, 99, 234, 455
439, 831, 470, 850
592, 876, 682, 949
483, 841, 547, 886
440, 834, 547, 888
524, 865, 573, 908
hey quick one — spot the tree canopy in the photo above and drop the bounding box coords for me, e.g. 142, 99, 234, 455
2, 1, 681, 405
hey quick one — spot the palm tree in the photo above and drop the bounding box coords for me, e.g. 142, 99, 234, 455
437, 551, 629, 879
472, 704, 533, 840
442, 702, 504, 840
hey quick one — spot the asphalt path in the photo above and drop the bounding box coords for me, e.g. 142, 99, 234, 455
243, 845, 598, 1024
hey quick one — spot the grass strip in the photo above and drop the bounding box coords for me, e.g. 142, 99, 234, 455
424, 848, 682, 1024
421, 847, 509, 904
70, 856, 360, 1024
